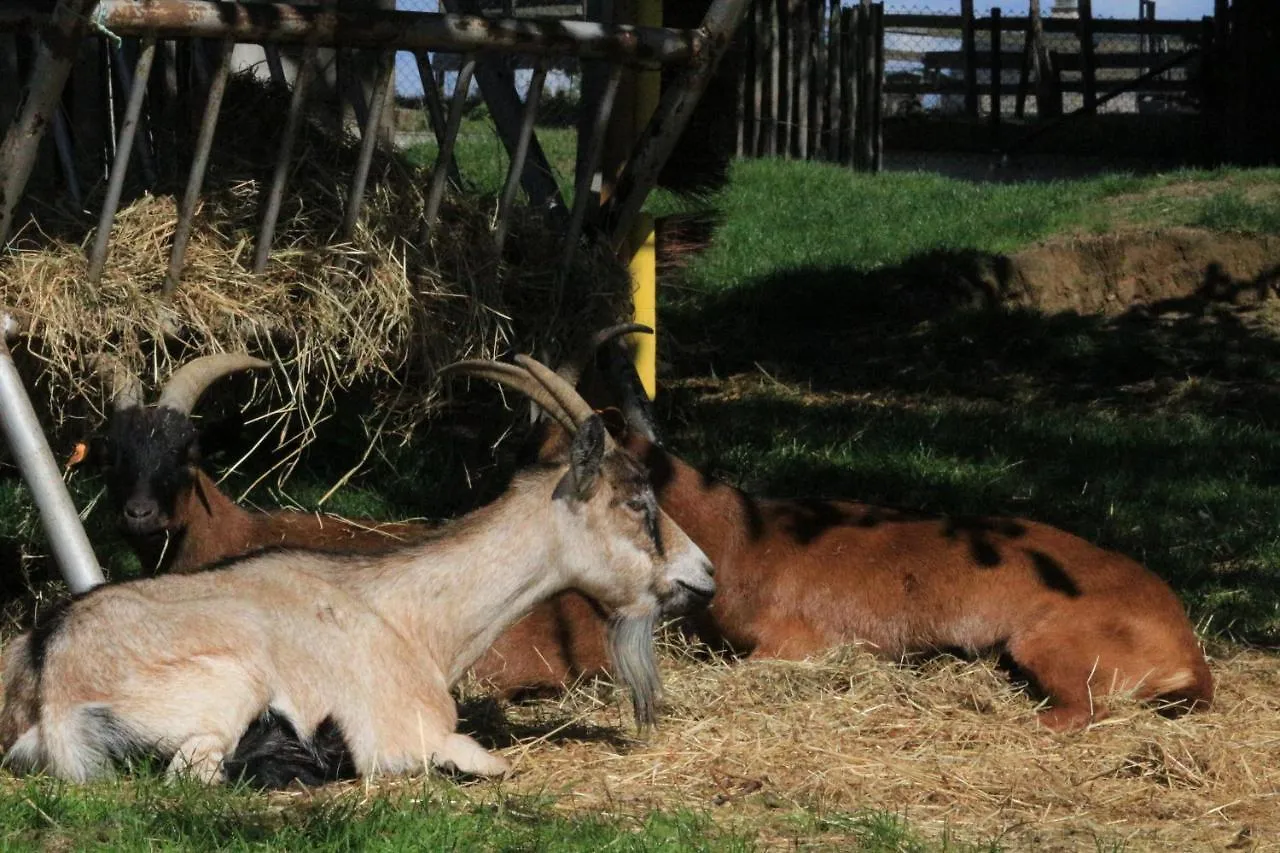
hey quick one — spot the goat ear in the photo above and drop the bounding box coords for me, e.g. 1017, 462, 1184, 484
554, 415, 607, 502
596, 407, 630, 441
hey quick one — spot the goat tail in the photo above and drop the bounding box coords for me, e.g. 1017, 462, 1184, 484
224, 710, 356, 790
23, 704, 139, 782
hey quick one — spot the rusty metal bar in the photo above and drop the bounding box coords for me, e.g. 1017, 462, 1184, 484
413, 50, 461, 189
420, 55, 476, 241
87, 37, 158, 285
494, 59, 547, 254
341, 49, 394, 241
0, 0, 98, 246
0, 2, 704, 67
560, 63, 621, 274
252, 43, 318, 274
110, 40, 158, 187
602, 0, 753, 252
165, 37, 234, 294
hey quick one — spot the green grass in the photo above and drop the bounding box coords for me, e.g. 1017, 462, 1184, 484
0, 778, 755, 852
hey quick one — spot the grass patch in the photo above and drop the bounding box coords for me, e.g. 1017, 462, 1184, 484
0, 778, 756, 852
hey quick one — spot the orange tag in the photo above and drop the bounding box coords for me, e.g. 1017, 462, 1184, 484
65, 442, 88, 471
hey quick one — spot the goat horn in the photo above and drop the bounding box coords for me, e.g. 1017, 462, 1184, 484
555, 323, 654, 386
92, 353, 144, 412
438, 360, 579, 436
156, 353, 270, 415
513, 354, 603, 432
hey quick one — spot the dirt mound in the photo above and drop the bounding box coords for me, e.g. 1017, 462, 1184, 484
1002, 228, 1280, 315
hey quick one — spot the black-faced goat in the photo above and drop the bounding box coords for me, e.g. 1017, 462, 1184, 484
0, 355, 714, 785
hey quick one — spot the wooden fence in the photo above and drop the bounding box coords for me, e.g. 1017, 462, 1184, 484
736, 0, 885, 172
732, 0, 1213, 169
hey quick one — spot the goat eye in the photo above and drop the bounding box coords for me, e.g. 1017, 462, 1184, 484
625, 497, 648, 513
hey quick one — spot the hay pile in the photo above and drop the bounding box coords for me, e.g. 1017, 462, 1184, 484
443, 639, 1279, 850
0, 73, 628, 443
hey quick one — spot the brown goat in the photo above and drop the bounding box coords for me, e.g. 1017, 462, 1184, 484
475, 327, 1214, 731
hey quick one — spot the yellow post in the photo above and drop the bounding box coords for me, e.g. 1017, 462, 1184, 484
629, 212, 657, 400
628, 0, 661, 399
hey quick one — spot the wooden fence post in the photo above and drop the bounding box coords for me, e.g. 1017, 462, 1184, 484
1079, 0, 1096, 113
777, 0, 790, 157
961, 0, 978, 118
871, 1, 883, 173
826, 0, 841, 161
811, 0, 825, 158
766, 0, 779, 156
840, 5, 855, 166
795, 0, 810, 161
752, 0, 765, 156
990, 7, 1002, 147
855, 0, 874, 171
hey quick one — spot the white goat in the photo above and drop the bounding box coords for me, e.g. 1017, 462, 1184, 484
0, 355, 715, 785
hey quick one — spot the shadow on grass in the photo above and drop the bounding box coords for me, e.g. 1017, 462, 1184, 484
666, 251, 1280, 419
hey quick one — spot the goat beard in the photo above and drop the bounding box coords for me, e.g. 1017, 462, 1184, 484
608, 608, 663, 727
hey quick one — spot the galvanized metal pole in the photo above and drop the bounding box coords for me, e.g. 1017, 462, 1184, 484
493, 60, 547, 254
0, 319, 105, 594
0, 0, 99, 246
342, 49, 395, 241
165, 37, 234, 294
86, 37, 157, 285
420, 56, 476, 242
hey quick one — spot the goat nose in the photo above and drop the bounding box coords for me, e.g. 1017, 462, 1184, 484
125, 502, 156, 520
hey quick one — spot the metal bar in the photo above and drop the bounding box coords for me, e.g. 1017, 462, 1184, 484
560, 63, 621, 273
0, 0, 98, 246
338, 48, 371, 131
0, 321, 105, 594
342, 50, 394, 241
165, 37, 233, 294
494, 59, 547, 254
412, 50, 462, 188
989, 7, 1001, 147
1078, 0, 1096, 113
263, 42, 288, 86
87, 37, 157, 286
420, 56, 476, 241
52, 106, 83, 210
602, 0, 753, 251
961, 0, 976, 117
253, 43, 318, 274
0, 2, 705, 67
109, 41, 158, 187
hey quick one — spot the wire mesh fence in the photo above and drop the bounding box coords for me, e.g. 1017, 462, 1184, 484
878, 1, 1201, 118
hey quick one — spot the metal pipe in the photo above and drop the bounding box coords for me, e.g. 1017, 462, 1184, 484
165, 37, 234, 294
341, 49, 393, 241
0, 0, 98, 246
52, 105, 84, 210
413, 50, 462, 189
87, 37, 158, 285
493, 59, 547, 254
0, 2, 703, 67
420, 55, 475, 242
252, 42, 318, 274
0, 320, 105, 594
110, 40, 158, 187
560, 63, 621, 274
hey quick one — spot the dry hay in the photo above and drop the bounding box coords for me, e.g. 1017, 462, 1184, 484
0, 73, 628, 451
441, 639, 1280, 850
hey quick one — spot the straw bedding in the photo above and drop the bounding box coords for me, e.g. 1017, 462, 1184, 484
450, 639, 1278, 850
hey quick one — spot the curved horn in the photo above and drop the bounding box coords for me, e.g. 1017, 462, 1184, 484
513, 354, 603, 431
555, 323, 654, 386
156, 353, 270, 415
92, 353, 144, 412
438, 360, 579, 435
